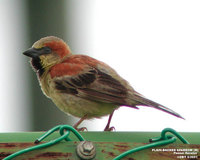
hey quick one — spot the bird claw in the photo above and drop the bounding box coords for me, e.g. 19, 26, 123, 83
104, 126, 115, 131
76, 127, 88, 131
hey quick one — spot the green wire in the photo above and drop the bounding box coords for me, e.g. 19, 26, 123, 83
114, 136, 177, 160
4, 132, 69, 160
114, 128, 190, 160
59, 125, 85, 141
3, 125, 85, 160
161, 128, 189, 144
34, 125, 66, 143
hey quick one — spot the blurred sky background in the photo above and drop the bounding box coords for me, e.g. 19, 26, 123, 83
0, 0, 200, 132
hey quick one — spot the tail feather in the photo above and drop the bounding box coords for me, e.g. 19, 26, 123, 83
129, 92, 184, 119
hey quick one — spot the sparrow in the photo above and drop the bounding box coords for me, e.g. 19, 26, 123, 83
23, 36, 184, 131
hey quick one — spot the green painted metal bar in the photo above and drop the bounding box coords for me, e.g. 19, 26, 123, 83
0, 131, 200, 159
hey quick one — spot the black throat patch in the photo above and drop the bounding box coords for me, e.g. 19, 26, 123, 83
31, 57, 44, 77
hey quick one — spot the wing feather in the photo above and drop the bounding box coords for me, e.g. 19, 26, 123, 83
54, 67, 128, 105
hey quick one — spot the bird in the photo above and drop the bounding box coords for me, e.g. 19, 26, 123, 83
23, 36, 184, 131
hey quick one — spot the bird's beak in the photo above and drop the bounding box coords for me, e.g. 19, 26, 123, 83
23, 47, 52, 58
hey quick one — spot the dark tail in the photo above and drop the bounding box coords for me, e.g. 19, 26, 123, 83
129, 92, 184, 119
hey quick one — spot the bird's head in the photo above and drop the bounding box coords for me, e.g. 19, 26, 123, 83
23, 36, 71, 76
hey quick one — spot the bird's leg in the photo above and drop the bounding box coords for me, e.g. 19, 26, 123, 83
104, 111, 115, 131
73, 115, 88, 131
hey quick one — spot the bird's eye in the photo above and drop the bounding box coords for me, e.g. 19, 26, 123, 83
42, 47, 52, 54
35, 47, 52, 54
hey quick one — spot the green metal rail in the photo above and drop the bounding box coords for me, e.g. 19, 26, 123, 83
0, 126, 199, 160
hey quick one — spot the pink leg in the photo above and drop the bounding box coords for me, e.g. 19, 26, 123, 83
104, 111, 115, 131
73, 115, 88, 131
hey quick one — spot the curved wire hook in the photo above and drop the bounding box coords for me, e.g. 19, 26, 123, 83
150, 128, 190, 144
4, 125, 85, 160
114, 128, 189, 160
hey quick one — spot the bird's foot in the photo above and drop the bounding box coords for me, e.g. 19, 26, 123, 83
76, 127, 88, 132
104, 126, 115, 131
